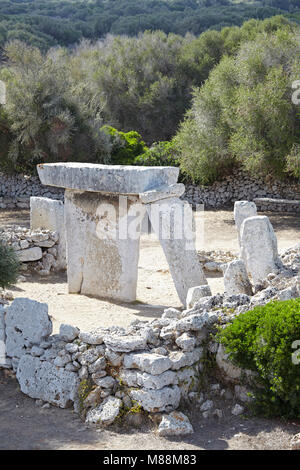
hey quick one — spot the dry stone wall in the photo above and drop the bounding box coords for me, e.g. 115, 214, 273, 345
1, 169, 300, 211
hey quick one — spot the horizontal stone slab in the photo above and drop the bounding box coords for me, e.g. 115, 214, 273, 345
254, 198, 300, 206
37, 163, 179, 195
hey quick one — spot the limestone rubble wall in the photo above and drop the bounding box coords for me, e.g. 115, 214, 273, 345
0, 169, 300, 211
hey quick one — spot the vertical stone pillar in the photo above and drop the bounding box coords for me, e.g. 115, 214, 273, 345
240, 215, 280, 284
234, 201, 257, 248
64, 190, 145, 302
30, 196, 66, 270
145, 197, 207, 306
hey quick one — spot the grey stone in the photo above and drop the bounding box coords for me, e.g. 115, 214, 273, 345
17, 247, 43, 262
123, 352, 172, 375
129, 385, 180, 412
186, 285, 212, 310
103, 334, 147, 353
85, 396, 122, 425
158, 411, 193, 436
59, 324, 79, 342
224, 260, 253, 296
16, 355, 79, 408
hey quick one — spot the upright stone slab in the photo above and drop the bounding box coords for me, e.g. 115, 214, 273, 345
64, 190, 146, 301
145, 197, 207, 306
234, 201, 257, 247
224, 260, 253, 296
30, 196, 66, 270
240, 215, 280, 284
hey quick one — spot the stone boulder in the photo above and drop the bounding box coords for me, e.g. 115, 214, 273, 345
224, 260, 253, 296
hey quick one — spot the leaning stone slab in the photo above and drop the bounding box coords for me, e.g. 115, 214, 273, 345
17, 246, 42, 262
240, 215, 280, 284
16, 355, 79, 408
130, 385, 181, 412
234, 201, 257, 247
37, 163, 179, 194
224, 260, 253, 296
123, 352, 172, 375
139, 183, 185, 204
30, 197, 66, 270
5, 298, 52, 359
146, 197, 207, 306
85, 396, 122, 425
103, 334, 147, 353
158, 411, 194, 436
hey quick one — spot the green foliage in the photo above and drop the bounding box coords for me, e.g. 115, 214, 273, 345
0, 239, 19, 289
176, 23, 300, 183
134, 141, 179, 167
101, 126, 147, 165
0, 1, 298, 51
216, 299, 300, 418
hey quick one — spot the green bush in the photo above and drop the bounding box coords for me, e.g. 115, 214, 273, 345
216, 299, 300, 418
101, 126, 148, 165
134, 141, 179, 167
0, 239, 19, 289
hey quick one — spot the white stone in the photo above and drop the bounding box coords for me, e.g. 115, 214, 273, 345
119, 369, 178, 390
130, 385, 180, 412
59, 324, 79, 342
175, 332, 196, 351
224, 260, 253, 296
158, 411, 193, 436
85, 396, 122, 425
186, 285, 212, 309
176, 312, 217, 333
139, 183, 185, 204
123, 352, 172, 375
5, 298, 52, 360
146, 197, 207, 306
16, 355, 79, 408
240, 216, 280, 283
30, 197, 66, 270
103, 334, 147, 353
79, 329, 105, 345
169, 348, 203, 370
231, 404, 244, 416
64, 190, 145, 302
37, 163, 179, 194
17, 246, 43, 262
234, 201, 257, 247
162, 308, 181, 320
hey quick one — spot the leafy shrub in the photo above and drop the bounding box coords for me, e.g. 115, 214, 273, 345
0, 239, 19, 289
101, 126, 148, 165
134, 141, 179, 167
216, 299, 300, 418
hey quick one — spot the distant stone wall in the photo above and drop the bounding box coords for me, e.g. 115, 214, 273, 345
184, 168, 300, 211
0, 172, 63, 210
1, 169, 300, 212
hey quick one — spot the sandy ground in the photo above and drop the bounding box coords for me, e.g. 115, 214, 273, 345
0, 208, 300, 450
2, 209, 299, 333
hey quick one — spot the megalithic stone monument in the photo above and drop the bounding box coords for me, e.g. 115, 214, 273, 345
37, 163, 207, 305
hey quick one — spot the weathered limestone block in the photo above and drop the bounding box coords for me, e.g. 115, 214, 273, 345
139, 183, 185, 204
240, 216, 280, 284
186, 285, 212, 309
16, 355, 79, 408
119, 369, 178, 389
30, 197, 66, 270
146, 197, 207, 306
64, 190, 145, 302
85, 396, 122, 425
5, 298, 52, 360
103, 334, 147, 353
224, 260, 253, 296
129, 385, 181, 412
158, 411, 193, 436
234, 201, 257, 247
123, 352, 172, 375
37, 163, 179, 194
17, 246, 42, 262
169, 348, 203, 370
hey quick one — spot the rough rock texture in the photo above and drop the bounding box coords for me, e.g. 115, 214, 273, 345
139, 183, 185, 204
224, 260, 253, 296
146, 197, 207, 306
37, 163, 179, 194
186, 285, 212, 309
5, 298, 52, 364
129, 386, 181, 412
241, 216, 280, 283
85, 396, 122, 425
158, 411, 194, 436
30, 197, 66, 270
234, 201, 257, 247
16, 355, 79, 408
64, 190, 144, 302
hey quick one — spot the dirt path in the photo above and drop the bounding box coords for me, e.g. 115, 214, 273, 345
0, 370, 298, 450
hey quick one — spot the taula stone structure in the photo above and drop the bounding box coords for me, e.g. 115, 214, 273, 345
37, 163, 207, 305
